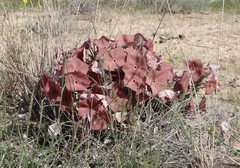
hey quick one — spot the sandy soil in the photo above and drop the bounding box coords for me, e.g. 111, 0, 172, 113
1, 8, 240, 164
85, 10, 240, 107
2, 9, 240, 106
1, 8, 239, 97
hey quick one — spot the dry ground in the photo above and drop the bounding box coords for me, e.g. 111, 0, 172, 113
1, 7, 240, 167
7, 9, 239, 109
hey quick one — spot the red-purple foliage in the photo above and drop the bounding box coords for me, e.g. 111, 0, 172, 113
38, 33, 221, 131
203, 76, 220, 95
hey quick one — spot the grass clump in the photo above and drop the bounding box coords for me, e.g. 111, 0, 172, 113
64, 0, 97, 15
133, 0, 210, 14
1, 0, 43, 11
209, 0, 240, 14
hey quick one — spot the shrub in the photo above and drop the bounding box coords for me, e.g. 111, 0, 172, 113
64, 0, 96, 15
38, 33, 220, 132
136, 0, 210, 14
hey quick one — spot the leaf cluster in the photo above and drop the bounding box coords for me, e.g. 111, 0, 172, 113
39, 33, 221, 131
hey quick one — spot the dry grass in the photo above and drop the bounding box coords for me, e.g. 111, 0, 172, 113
0, 0, 240, 167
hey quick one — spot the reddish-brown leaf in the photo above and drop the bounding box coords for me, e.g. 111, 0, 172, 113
73, 47, 84, 61
203, 76, 220, 95
93, 36, 115, 49
124, 47, 138, 56
87, 71, 103, 85
91, 83, 104, 95
107, 88, 129, 112
134, 33, 153, 51
38, 74, 61, 103
116, 34, 135, 46
199, 96, 207, 113
174, 72, 190, 93
64, 71, 91, 91
184, 59, 205, 82
93, 36, 116, 60
146, 63, 173, 95
122, 54, 148, 92
103, 47, 126, 71
59, 89, 73, 111
156, 62, 172, 72
185, 100, 194, 111
146, 69, 170, 95
65, 56, 89, 74
76, 98, 111, 130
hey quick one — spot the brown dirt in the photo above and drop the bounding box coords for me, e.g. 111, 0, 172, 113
2, 9, 239, 107
2, 9, 240, 113
1, 9, 240, 166
87, 11, 240, 107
